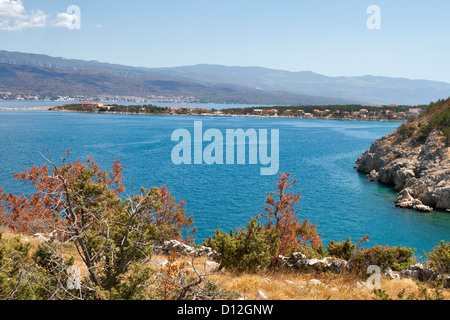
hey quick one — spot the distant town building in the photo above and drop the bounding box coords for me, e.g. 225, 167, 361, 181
408, 108, 423, 115
313, 109, 324, 116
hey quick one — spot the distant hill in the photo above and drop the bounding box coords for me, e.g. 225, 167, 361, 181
1, 50, 450, 105
147, 64, 450, 106
0, 63, 355, 105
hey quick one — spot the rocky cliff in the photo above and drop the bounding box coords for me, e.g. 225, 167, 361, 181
355, 103, 450, 213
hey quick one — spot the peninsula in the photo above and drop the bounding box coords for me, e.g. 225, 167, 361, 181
355, 98, 450, 213
47, 102, 416, 122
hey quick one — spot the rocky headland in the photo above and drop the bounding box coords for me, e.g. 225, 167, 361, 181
355, 99, 450, 213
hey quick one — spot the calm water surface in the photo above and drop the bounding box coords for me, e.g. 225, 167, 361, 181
0, 107, 449, 255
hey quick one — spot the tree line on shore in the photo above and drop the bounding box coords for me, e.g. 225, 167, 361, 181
54, 102, 415, 119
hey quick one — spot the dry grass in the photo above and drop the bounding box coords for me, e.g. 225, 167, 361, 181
1, 229, 43, 252
2, 229, 448, 301
156, 254, 450, 300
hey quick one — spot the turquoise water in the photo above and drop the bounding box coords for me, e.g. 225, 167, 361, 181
0, 109, 449, 254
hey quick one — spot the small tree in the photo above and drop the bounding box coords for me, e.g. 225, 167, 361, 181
258, 173, 322, 256
0, 151, 196, 298
426, 241, 450, 274
204, 216, 280, 273
327, 238, 357, 261
351, 242, 416, 273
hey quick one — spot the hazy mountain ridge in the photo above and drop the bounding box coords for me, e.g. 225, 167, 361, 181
1, 50, 449, 105
149, 64, 450, 105
0, 63, 356, 105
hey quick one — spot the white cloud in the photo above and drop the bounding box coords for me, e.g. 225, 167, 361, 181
0, 0, 79, 31
0, 0, 24, 18
0, 0, 47, 31
51, 5, 81, 29
51, 12, 75, 28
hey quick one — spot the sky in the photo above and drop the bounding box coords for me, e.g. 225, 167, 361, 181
1, 0, 450, 83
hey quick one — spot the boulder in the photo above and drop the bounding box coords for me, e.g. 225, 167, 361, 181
255, 290, 268, 300
383, 267, 401, 280
307, 258, 329, 272
152, 240, 220, 260
395, 189, 415, 208
327, 259, 348, 273
308, 279, 322, 286
412, 204, 433, 212
367, 169, 379, 181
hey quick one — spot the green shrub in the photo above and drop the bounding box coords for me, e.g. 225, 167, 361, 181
428, 106, 450, 129
0, 232, 29, 299
0, 232, 53, 300
33, 239, 74, 273
426, 241, 450, 274
418, 122, 433, 136
421, 99, 450, 143
203, 216, 280, 273
407, 115, 417, 124
327, 238, 356, 261
444, 127, 450, 146
397, 123, 416, 137
351, 245, 416, 272
293, 244, 327, 259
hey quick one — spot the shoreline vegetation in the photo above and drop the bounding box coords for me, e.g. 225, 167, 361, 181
0, 155, 448, 300
0, 102, 417, 122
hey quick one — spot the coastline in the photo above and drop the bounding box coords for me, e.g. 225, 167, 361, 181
0, 105, 404, 123
355, 112, 450, 214
0, 106, 54, 111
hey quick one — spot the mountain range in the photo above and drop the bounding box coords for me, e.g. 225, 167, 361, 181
1, 50, 449, 105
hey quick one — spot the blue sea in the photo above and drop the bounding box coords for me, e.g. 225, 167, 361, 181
0, 104, 449, 256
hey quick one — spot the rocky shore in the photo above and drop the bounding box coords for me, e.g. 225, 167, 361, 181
355, 127, 450, 213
